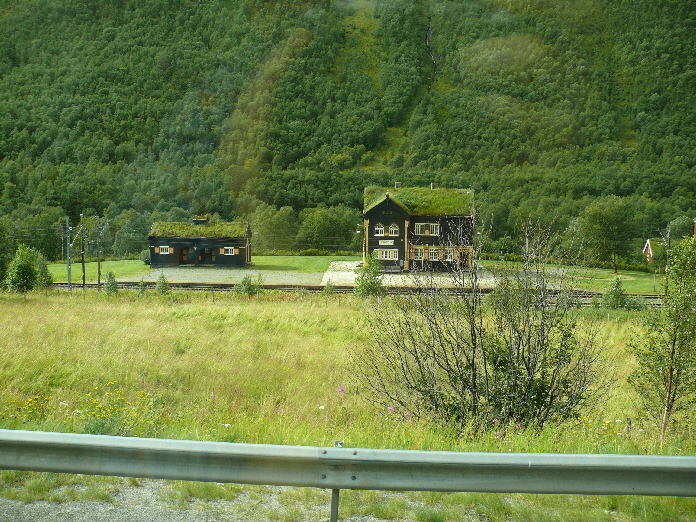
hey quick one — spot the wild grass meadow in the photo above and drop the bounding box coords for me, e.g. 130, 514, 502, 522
0, 289, 694, 520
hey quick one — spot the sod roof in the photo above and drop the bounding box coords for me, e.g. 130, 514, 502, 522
364, 186, 474, 216
149, 221, 249, 238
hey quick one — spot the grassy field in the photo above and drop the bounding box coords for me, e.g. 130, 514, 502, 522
482, 259, 665, 295
0, 290, 693, 520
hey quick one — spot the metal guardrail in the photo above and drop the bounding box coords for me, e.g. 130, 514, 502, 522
1, 430, 695, 520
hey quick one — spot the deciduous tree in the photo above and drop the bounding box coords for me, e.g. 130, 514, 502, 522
629, 236, 696, 437
578, 196, 634, 273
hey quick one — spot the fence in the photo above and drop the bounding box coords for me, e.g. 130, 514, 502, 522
1, 429, 695, 521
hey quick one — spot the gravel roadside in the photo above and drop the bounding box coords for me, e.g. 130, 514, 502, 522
0, 480, 477, 522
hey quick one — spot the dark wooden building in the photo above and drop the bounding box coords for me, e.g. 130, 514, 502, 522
148, 219, 251, 268
363, 186, 474, 272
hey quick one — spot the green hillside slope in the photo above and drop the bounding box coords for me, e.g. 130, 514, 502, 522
0, 0, 694, 258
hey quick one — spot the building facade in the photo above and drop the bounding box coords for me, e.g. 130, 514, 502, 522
363, 186, 474, 272
148, 219, 251, 268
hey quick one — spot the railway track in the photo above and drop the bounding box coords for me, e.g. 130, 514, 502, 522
53, 282, 663, 306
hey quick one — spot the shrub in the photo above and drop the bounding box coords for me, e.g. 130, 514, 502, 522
601, 277, 644, 310
5, 244, 52, 293
155, 272, 170, 295
323, 280, 336, 296
104, 272, 118, 295
358, 228, 609, 430
235, 274, 263, 297
354, 254, 386, 298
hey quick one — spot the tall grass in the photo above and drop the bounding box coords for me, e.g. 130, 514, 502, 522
0, 291, 693, 520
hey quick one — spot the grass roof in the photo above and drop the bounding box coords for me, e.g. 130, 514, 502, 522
364, 186, 474, 215
149, 221, 248, 238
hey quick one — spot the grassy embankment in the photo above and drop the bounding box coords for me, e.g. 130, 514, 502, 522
0, 288, 693, 520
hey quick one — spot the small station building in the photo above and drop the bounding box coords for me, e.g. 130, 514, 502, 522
148, 218, 251, 268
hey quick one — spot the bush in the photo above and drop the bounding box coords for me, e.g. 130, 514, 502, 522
323, 280, 336, 296
358, 229, 609, 430
5, 244, 53, 293
601, 277, 644, 310
234, 274, 263, 297
354, 253, 386, 298
155, 272, 170, 295
104, 272, 118, 295
140, 249, 151, 265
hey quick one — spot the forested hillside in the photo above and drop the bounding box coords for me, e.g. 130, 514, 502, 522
0, 0, 694, 262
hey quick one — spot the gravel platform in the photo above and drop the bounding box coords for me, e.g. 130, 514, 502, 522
119, 261, 495, 289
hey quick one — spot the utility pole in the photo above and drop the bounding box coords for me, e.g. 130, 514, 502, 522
80, 213, 86, 292
96, 217, 102, 292
66, 216, 72, 292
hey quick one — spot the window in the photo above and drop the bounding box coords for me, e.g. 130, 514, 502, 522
375, 249, 398, 260
444, 248, 454, 261
429, 247, 439, 261
224, 247, 235, 255
414, 223, 440, 236
388, 223, 399, 236
374, 223, 385, 236
159, 246, 170, 255
413, 247, 424, 261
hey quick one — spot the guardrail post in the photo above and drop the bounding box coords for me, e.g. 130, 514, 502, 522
328, 439, 343, 521
330, 488, 340, 522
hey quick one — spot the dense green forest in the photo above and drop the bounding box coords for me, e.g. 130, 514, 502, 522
0, 0, 694, 263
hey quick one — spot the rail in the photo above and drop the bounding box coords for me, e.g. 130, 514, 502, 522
1, 430, 694, 521
52, 282, 663, 305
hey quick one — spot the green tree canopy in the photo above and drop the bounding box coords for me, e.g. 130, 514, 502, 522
5, 244, 52, 293
578, 196, 634, 273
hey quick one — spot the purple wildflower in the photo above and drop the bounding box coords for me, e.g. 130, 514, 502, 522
337, 385, 346, 398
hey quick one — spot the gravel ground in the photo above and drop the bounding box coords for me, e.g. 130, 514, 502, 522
0, 482, 331, 522
0, 480, 479, 522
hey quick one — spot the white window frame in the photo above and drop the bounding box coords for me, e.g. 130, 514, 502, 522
413, 246, 424, 261
429, 247, 440, 261
374, 223, 385, 236
224, 247, 235, 255
414, 223, 440, 236
388, 223, 399, 236
160, 246, 170, 255
444, 247, 454, 262
374, 249, 398, 260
